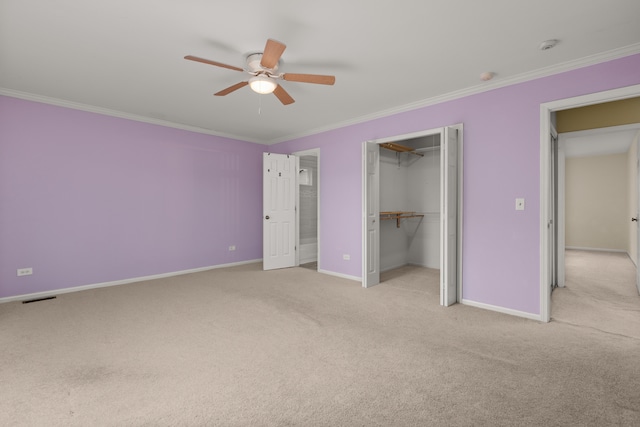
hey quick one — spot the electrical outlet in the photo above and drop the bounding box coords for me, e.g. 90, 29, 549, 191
228, 245, 236, 251
17, 268, 33, 277
515, 198, 525, 211
343, 254, 350, 260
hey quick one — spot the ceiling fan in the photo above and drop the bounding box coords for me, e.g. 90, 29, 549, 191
185, 38, 335, 105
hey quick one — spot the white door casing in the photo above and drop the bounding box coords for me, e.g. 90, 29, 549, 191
362, 141, 380, 287
549, 131, 558, 292
294, 154, 300, 266
263, 153, 297, 271
557, 131, 566, 287
441, 126, 458, 306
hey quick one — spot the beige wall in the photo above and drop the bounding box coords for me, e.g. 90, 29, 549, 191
628, 132, 640, 264
556, 97, 640, 133
566, 153, 628, 251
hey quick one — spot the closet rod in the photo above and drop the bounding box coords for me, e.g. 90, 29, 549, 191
380, 211, 425, 228
413, 145, 440, 153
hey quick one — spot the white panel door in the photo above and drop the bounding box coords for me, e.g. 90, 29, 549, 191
363, 142, 380, 287
440, 127, 458, 306
263, 153, 296, 271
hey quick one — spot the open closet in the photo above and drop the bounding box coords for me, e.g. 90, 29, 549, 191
379, 135, 441, 272
362, 125, 462, 306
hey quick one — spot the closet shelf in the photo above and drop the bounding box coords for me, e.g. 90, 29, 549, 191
380, 211, 425, 228
379, 142, 424, 157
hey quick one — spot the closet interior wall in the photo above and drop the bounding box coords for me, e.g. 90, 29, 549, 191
379, 136, 441, 272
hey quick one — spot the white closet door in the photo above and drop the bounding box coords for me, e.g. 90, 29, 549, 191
263, 153, 296, 271
440, 127, 458, 306
363, 142, 380, 287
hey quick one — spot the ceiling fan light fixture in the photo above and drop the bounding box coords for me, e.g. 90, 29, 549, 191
249, 75, 277, 94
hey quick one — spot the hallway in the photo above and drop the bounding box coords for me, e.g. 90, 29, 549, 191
551, 249, 640, 339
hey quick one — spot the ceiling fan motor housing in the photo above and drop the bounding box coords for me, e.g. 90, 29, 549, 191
246, 53, 278, 73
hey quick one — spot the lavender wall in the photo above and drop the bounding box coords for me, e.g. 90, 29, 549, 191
2, 54, 639, 314
0, 97, 264, 299
274, 53, 640, 315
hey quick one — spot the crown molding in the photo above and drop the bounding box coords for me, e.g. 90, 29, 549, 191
0, 88, 263, 144
267, 43, 640, 145
3, 43, 639, 146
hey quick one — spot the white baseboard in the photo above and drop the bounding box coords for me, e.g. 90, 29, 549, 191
565, 246, 626, 253
381, 262, 438, 272
461, 299, 542, 321
317, 269, 361, 282
407, 262, 439, 270
0, 259, 262, 304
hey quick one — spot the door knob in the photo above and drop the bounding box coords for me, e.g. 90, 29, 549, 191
632, 217, 638, 222
265, 215, 270, 220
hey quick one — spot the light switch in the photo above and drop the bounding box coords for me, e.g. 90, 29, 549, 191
515, 198, 525, 211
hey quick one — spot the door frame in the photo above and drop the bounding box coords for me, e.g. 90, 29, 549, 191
556, 128, 565, 288
362, 124, 464, 304
292, 148, 320, 269
549, 127, 559, 292
539, 83, 640, 322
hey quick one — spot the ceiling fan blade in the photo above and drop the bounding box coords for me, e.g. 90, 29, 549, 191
214, 81, 248, 96
282, 73, 336, 85
184, 55, 244, 72
273, 85, 295, 105
261, 39, 286, 69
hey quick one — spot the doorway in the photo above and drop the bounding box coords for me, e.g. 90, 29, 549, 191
540, 84, 640, 322
294, 148, 320, 271
554, 125, 640, 329
362, 125, 463, 306
262, 149, 320, 272
558, 124, 640, 268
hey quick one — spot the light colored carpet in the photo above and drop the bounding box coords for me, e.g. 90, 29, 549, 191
552, 249, 640, 339
1, 260, 639, 426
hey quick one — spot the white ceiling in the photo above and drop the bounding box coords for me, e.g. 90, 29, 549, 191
1, 0, 639, 144
562, 125, 640, 158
